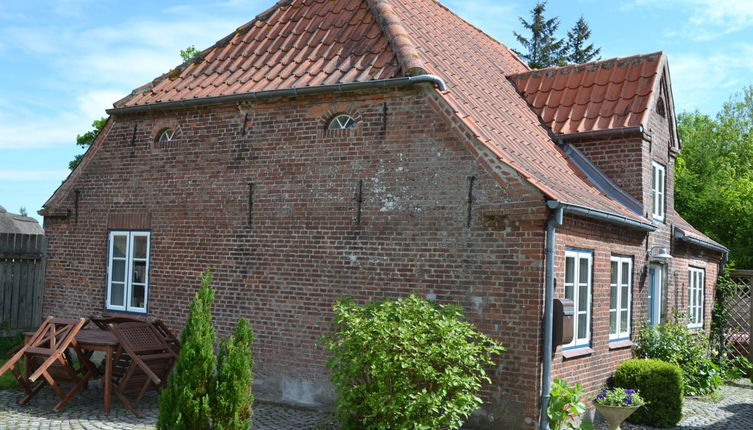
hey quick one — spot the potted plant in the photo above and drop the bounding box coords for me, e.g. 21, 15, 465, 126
593, 387, 645, 430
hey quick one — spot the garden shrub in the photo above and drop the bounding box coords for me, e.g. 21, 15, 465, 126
615, 359, 683, 428
547, 379, 593, 430
211, 318, 255, 430
158, 268, 217, 430
323, 295, 505, 430
633, 319, 722, 395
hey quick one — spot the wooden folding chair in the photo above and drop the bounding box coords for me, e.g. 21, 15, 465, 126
151, 319, 180, 355
0, 317, 96, 410
108, 321, 177, 416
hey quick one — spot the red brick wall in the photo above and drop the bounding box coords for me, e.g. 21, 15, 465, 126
43, 86, 548, 429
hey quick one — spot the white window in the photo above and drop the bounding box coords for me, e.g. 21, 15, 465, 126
327, 114, 356, 130
107, 231, 150, 313
564, 250, 592, 349
609, 256, 632, 340
652, 161, 665, 221
688, 267, 705, 328
156, 128, 176, 144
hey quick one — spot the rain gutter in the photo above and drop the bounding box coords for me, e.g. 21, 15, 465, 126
557, 125, 647, 142
106, 75, 447, 115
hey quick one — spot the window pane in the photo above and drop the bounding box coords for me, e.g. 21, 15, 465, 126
610, 285, 617, 309
133, 236, 148, 259
110, 283, 125, 306
610, 311, 617, 334
610, 261, 618, 284
113, 235, 127, 258
112, 260, 126, 283
565, 284, 573, 300
565, 257, 574, 284
131, 284, 145, 309
578, 284, 587, 311
578, 314, 587, 339
132, 261, 147, 284
622, 262, 630, 284
620, 309, 628, 334
621, 285, 629, 310
579, 258, 589, 283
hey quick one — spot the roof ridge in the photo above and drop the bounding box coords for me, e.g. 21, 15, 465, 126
365, 0, 426, 76
508, 51, 665, 78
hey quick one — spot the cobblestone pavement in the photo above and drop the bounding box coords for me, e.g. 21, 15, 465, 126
595, 379, 753, 430
0, 386, 338, 430
2, 379, 752, 429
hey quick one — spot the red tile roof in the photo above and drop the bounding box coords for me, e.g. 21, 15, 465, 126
115, 0, 403, 108
507, 53, 664, 135
110, 0, 651, 226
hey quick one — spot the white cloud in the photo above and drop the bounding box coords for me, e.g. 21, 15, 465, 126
631, 0, 753, 40
0, 169, 70, 182
668, 45, 753, 112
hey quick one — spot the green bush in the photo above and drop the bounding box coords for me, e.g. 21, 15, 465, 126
211, 318, 255, 430
158, 268, 217, 430
323, 295, 505, 430
547, 379, 593, 430
615, 359, 683, 428
633, 320, 722, 395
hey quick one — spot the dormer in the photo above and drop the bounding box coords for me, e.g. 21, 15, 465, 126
508, 52, 680, 219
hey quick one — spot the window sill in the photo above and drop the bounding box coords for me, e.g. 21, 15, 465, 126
608, 340, 633, 350
562, 347, 593, 359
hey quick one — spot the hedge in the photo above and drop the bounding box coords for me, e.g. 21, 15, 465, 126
614, 358, 683, 428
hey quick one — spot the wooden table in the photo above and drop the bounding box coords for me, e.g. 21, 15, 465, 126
23, 327, 119, 415
75, 329, 118, 415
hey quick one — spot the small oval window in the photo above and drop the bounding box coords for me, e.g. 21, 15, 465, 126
327, 114, 356, 130
156, 128, 176, 144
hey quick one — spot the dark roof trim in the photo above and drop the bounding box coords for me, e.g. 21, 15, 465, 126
557, 125, 647, 142
558, 140, 644, 216
673, 228, 729, 254
548, 200, 656, 232
107, 75, 447, 115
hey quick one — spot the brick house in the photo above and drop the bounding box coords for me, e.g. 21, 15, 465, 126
39, 0, 726, 428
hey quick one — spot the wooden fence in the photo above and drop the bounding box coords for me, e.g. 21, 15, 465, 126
0, 233, 46, 329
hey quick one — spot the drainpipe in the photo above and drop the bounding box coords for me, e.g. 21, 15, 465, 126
540, 205, 563, 430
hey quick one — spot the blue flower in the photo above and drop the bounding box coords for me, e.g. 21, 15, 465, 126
624, 389, 635, 394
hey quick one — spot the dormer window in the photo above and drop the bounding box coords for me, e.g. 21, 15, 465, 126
652, 161, 665, 222
327, 114, 356, 130
156, 128, 176, 144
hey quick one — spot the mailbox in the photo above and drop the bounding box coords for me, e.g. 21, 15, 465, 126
553, 298, 574, 347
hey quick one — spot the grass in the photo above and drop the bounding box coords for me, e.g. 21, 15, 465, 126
0, 333, 24, 389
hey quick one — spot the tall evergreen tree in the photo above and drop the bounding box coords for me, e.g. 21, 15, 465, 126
512, 1, 565, 69
565, 16, 601, 64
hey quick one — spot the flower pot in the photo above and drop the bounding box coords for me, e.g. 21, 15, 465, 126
595, 404, 641, 430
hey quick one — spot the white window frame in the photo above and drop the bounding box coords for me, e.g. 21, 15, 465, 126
688, 267, 705, 329
564, 249, 593, 349
106, 231, 151, 313
609, 256, 632, 340
652, 161, 666, 222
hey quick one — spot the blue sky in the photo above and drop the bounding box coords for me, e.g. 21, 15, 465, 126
1, 0, 752, 223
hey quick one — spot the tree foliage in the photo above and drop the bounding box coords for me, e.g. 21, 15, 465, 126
18, 207, 27, 217
513, 1, 565, 69
158, 268, 217, 430
69, 117, 107, 171
323, 295, 504, 430
211, 318, 255, 430
180, 45, 200, 62
676, 86, 753, 267
565, 16, 600, 64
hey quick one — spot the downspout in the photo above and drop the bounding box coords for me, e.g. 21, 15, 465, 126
540, 205, 563, 430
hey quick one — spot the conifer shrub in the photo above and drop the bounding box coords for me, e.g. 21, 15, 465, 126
323, 295, 505, 430
158, 268, 217, 430
615, 359, 683, 428
211, 318, 255, 430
